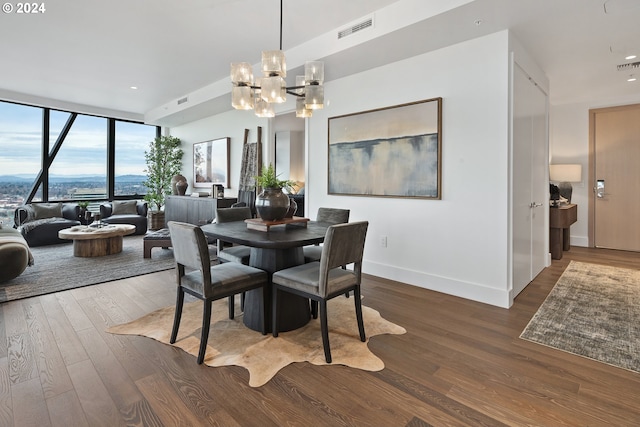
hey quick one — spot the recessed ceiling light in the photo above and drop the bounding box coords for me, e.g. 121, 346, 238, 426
628, 76, 637, 82
626, 55, 637, 60
130, 86, 138, 90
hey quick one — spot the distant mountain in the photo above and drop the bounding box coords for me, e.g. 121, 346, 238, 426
115, 175, 146, 182
0, 174, 146, 183
0, 175, 32, 183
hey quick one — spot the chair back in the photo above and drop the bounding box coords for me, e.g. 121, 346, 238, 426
316, 207, 350, 224
318, 221, 368, 295
167, 221, 212, 284
215, 206, 252, 223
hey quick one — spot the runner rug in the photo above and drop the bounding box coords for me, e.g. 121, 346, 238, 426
520, 261, 640, 374
0, 235, 175, 303
107, 296, 406, 387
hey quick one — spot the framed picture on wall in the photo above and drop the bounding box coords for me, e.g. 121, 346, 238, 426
328, 97, 442, 199
193, 137, 230, 188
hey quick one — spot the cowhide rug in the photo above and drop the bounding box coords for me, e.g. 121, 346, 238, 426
107, 296, 406, 387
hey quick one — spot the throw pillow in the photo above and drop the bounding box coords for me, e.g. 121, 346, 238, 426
111, 200, 138, 215
32, 202, 63, 219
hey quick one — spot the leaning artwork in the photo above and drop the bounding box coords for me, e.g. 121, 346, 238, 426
328, 97, 442, 199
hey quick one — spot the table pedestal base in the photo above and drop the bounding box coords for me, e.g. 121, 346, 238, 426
243, 246, 311, 333
73, 235, 123, 257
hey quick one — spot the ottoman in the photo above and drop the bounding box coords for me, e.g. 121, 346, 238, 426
143, 228, 172, 258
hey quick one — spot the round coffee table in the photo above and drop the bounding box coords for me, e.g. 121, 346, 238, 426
58, 224, 136, 257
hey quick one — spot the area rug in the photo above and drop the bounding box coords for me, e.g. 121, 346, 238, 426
107, 296, 407, 387
520, 261, 640, 374
0, 235, 175, 303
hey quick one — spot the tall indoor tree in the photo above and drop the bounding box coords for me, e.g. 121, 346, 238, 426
143, 135, 184, 212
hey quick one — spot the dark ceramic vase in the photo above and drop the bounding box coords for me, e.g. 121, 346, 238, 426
176, 180, 188, 196
171, 174, 187, 195
256, 187, 289, 221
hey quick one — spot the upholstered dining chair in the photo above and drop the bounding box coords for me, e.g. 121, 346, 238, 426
271, 221, 369, 363
303, 207, 350, 263
167, 221, 268, 364
215, 206, 253, 315
215, 207, 252, 265
303, 207, 351, 314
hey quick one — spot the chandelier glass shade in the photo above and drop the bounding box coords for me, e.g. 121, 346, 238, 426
230, 1, 324, 118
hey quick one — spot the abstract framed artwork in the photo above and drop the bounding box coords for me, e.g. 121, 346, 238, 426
193, 137, 230, 188
328, 97, 442, 199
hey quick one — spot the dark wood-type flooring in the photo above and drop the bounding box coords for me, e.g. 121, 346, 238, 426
1, 246, 639, 426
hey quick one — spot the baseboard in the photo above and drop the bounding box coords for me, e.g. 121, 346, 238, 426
362, 260, 511, 308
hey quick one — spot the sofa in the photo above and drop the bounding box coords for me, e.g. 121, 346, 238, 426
100, 200, 148, 235
14, 202, 82, 247
0, 224, 33, 282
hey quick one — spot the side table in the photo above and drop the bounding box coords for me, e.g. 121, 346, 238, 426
549, 204, 577, 260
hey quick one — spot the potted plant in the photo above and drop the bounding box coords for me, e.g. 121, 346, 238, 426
143, 135, 184, 230
255, 163, 296, 221
77, 200, 90, 224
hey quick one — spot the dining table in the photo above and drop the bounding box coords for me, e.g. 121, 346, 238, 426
201, 219, 329, 333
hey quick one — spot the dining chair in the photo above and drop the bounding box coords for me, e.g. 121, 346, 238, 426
215, 206, 252, 315
271, 221, 369, 363
167, 221, 268, 364
215, 206, 252, 265
303, 207, 351, 315
303, 207, 350, 263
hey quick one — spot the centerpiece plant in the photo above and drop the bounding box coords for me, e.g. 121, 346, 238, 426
254, 163, 296, 221
255, 163, 295, 191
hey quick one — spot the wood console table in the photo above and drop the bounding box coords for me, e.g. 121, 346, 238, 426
549, 204, 577, 260
165, 195, 237, 226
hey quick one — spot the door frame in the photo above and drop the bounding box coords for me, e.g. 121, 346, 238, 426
588, 103, 640, 247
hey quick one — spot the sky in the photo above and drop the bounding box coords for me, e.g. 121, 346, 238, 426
0, 101, 155, 176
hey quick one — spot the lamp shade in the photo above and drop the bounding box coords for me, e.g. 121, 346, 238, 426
260, 76, 286, 103
305, 85, 324, 109
230, 62, 253, 85
262, 50, 286, 77
550, 164, 582, 182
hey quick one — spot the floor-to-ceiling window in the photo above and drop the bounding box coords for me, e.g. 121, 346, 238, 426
114, 120, 155, 197
49, 113, 108, 200
0, 100, 160, 227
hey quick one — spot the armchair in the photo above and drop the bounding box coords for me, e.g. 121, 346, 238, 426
14, 202, 81, 246
100, 200, 148, 235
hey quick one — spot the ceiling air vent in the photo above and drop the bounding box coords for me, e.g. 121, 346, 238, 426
177, 96, 188, 105
617, 61, 640, 71
338, 17, 373, 39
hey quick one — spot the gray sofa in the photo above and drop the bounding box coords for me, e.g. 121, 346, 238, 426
100, 200, 148, 235
0, 224, 33, 282
14, 202, 81, 247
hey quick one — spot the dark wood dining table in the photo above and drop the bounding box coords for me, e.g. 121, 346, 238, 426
201, 220, 329, 332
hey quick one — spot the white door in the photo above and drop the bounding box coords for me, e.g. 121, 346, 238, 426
512, 64, 548, 300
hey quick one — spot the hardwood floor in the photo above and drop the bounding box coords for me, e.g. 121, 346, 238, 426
1, 246, 639, 426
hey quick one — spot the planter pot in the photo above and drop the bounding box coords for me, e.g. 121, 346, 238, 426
255, 187, 289, 221
148, 211, 165, 231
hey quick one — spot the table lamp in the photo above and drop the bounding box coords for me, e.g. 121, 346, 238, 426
549, 164, 582, 203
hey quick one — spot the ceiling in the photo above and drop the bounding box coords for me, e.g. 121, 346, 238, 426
1, 0, 639, 125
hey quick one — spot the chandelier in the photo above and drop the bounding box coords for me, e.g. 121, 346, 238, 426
230, 0, 324, 118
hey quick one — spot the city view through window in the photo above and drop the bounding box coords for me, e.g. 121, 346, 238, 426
0, 101, 158, 227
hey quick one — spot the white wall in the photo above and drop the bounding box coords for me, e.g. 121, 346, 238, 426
170, 110, 270, 198
307, 31, 512, 307
550, 95, 640, 247
168, 30, 542, 308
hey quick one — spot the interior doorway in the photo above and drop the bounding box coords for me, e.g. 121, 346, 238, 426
273, 112, 306, 216
589, 103, 640, 251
